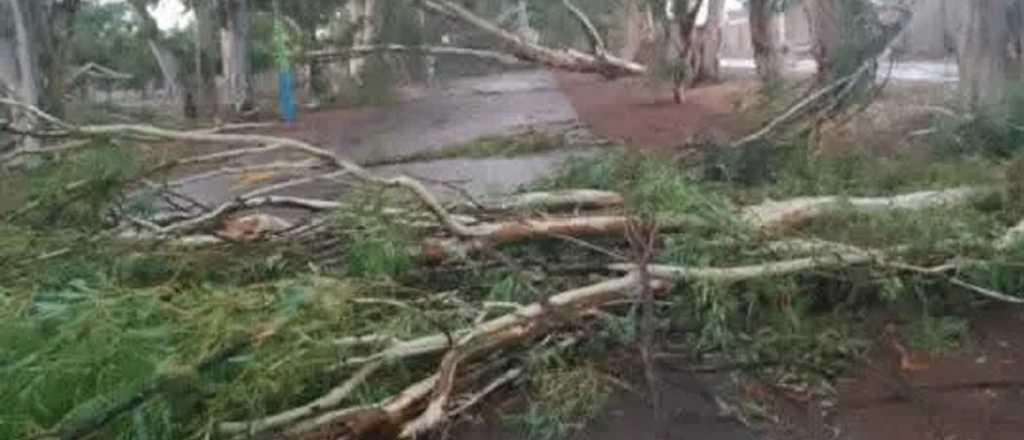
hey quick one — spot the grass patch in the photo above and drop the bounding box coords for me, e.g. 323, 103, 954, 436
905, 314, 970, 355
503, 365, 612, 440
366, 131, 570, 166
536, 150, 741, 231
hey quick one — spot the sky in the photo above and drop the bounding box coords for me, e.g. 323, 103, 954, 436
152, 0, 188, 30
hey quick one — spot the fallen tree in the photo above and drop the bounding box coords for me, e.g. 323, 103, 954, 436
4, 96, 1024, 440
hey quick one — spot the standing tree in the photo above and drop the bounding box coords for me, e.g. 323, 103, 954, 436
960, 0, 1012, 111
6, 0, 40, 148
221, 0, 255, 112
6, 0, 82, 120
695, 0, 726, 83
348, 0, 380, 83
748, 0, 783, 82
192, 0, 221, 119
37, 0, 82, 119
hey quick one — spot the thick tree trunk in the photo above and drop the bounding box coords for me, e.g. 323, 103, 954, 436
222, 0, 255, 113
805, 0, 898, 87
39, 0, 80, 119
750, 0, 783, 82
7, 0, 39, 115
665, 0, 704, 103
805, 0, 843, 85
960, 0, 1011, 111
193, 0, 221, 120
347, 0, 378, 83
694, 0, 726, 83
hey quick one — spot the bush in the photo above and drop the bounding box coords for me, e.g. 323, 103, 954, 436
932, 82, 1024, 159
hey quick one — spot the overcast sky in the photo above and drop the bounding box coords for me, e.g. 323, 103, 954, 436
152, 0, 187, 30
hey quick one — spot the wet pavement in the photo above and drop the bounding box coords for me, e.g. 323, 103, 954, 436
176, 69, 585, 207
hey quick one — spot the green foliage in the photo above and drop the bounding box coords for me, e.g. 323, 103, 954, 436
803, 206, 998, 253
487, 274, 536, 303
390, 132, 567, 164
537, 150, 739, 228
503, 366, 612, 440
12, 145, 139, 230
932, 82, 1024, 159
770, 147, 999, 198
334, 190, 415, 279
906, 314, 969, 355
72, 2, 162, 90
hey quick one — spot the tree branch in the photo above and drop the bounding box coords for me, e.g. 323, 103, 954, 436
562, 0, 607, 56
414, 0, 645, 77
306, 44, 525, 66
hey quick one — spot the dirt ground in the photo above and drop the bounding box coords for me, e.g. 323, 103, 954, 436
746, 306, 1024, 440
554, 72, 755, 149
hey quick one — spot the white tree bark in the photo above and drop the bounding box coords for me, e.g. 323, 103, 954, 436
222, 0, 255, 112
348, 0, 379, 83
960, 0, 1011, 111
7, 0, 39, 148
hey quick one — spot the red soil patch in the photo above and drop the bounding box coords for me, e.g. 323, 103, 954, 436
752, 307, 1024, 440
835, 308, 1024, 440
554, 72, 753, 149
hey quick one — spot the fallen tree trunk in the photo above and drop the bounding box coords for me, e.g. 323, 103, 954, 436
461, 189, 624, 212
741, 187, 990, 231
426, 187, 991, 259
220, 273, 665, 439
414, 0, 646, 78
305, 44, 525, 66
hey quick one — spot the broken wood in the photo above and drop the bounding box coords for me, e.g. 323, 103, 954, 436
740, 187, 990, 231
306, 44, 524, 66
414, 0, 646, 78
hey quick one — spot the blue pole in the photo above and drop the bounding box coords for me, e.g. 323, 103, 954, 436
278, 68, 297, 123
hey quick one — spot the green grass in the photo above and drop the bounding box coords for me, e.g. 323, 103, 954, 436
365, 131, 571, 166
503, 366, 612, 440
905, 314, 970, 355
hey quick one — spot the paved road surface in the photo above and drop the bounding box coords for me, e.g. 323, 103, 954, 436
177, 69, 587, 207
